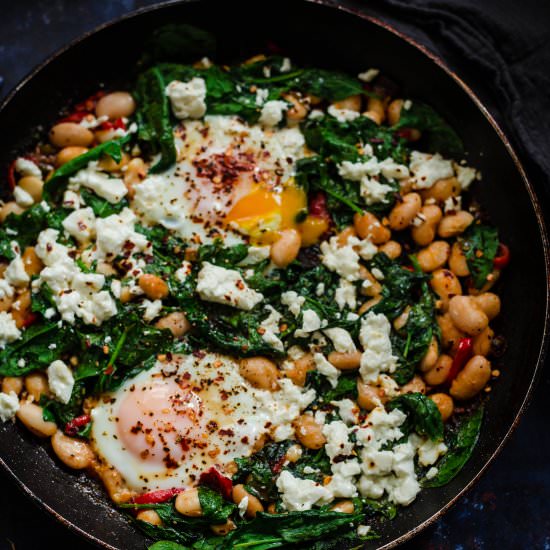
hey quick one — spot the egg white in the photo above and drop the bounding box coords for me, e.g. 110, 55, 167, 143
90, 353, 294, 492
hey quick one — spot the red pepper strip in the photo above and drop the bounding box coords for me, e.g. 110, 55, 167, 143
132, 488, 183, 505
395, 128, 416, 141
309, 191, 331, 221
99, 118, 126, 132
493, 243, 510, 269
199, 467, 233, 500
59, 111, 91, 124
446, 337, 474, 384
7, 159, 17, 191
65, 414, 91, 436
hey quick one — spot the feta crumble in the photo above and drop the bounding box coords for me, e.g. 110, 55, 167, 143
47, 360, 75, 404
165, 78, 207, 119
0, 391, 19, 422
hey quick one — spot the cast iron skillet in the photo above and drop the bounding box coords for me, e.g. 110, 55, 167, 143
0, 1, 548, 548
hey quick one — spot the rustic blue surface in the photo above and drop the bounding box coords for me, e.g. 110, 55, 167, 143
0, 1, 549, 549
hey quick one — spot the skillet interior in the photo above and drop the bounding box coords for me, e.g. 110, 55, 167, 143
0, 1, 547, 548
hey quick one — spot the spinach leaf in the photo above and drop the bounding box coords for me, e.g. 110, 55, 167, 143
291, 448, 332, 482
394, 102, 463, 157
0, 203, 52, 259
79, 189, 128, 218
223, 509, 365, 548
460, 224, 499, 289
233, 441, 291, 501
135, 66, 177, 173
198, 241, 249, 268
370, 253, 430, 320
40, 380, 86, 429
422, 405, 484, 487
140, 24, 216, 67
391, 280, 438, 385
149, 542, 188, 550
197, 487, 236, 524
44, 135, 131, 199
361, 498, 397, 520
0, 322, 79, 376
387, 392, 444, 441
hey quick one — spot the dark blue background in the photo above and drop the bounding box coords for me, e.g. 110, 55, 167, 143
0, 1, 549, 549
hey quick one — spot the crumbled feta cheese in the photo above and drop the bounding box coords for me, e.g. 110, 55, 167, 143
414, 436, 448, 466
35, 229, 117, 325
287, 345, 306, 360
425, 466, 438, 480
95, 208, 149, 260
0, 391, 19, 422
308, 109, 325, 120
141, 299, 163, 321
62, 207, 96, 243
320, 236, 361, 281
409, 151, 454, 189
238, 245, 271, 266
315, 282, 325, 296
62, 190, 82, 209
357, 525, 371, 537
15, 157, 41, 178
47, 360, 75, 404
13, 186, 34, 207
0, 279, 14, 299
338, 159, 397, 205
454, 163, 478, 190
69, 161, 128, 203
196, 262, 263, 310
324, 421, 354, 460
260, 305, 284, 352
313, 353, 340, 388
276, 470, 332, 511
331, 398, 359, 425
165, 78, 207, 119
259, 100, 288, 126
371, 267, 384, 280
324, 327, 356, 353
255, 87, 269, 106
335, 279, 357, 310
237, 495, 249, 518
443, 195, 462, 214
280, 57, 292, 72
281, 290, 305, 317
378, 158, 410, 180
403, 99, 413, 110
172, 261, 192, 283
358, 68, 379, 82
327, 105, 360, 123
0, 312, 21, 348
295, 310, 325, 338
5, 255, 29, 287
359, 312, 397, 382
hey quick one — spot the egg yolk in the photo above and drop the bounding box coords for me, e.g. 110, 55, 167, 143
224, 182, 307, 243
117, 375, 205, 468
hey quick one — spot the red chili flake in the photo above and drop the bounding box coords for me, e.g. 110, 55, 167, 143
493, 243, 510, 269
132, 487, 183, 505
99, 118, 126, 132
64, 414, 91, 436
446, 337, 474, 384
199, 467, 233, 500
103, 365, 114, 375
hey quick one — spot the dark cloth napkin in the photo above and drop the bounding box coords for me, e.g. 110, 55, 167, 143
366, 0, 550, 195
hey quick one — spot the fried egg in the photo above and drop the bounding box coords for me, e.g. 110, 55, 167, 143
131, 115, 308, 245
90, 353, 311, 492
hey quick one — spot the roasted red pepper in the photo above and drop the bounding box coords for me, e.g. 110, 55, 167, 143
132, 487, 183, 505
309, 191, 330, 221
99, 118, 126, 132
59, 111, 91, 124
446, 337, 474, 384
21, 312, 39, 328
64, 414, 91, 436
199, 467, 233, 500
493, 243, 510, 269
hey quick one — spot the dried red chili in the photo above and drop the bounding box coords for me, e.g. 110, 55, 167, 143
199, 467, 233, 500
493, 243, 510, 269
64, 414, 91, 436
446, 337, 474, 384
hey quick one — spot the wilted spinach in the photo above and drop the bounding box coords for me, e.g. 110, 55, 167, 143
460, 224, 499, 289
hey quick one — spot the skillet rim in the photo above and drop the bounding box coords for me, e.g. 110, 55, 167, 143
0, 1, 548, 548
